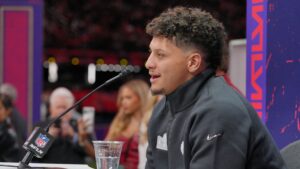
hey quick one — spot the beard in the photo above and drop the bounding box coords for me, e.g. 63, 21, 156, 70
150, 88, 165, 95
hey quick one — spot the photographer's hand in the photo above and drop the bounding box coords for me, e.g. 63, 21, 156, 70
48, 125, 60, 138
61, 120, 75, 138
78, 118, 90, 146
78, 118, 95, 158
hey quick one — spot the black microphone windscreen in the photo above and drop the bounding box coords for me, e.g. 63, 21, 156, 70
22, 127, 54, 158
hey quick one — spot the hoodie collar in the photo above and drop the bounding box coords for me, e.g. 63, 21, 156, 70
166, 68, 215, 115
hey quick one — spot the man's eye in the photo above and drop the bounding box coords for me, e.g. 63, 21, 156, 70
157, 53, 165, 58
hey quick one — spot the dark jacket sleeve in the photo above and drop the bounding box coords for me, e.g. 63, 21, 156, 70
186, 101, 250, 169
0, 121, 20, 162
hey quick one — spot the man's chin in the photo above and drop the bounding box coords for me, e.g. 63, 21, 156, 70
150, 88, 164, 95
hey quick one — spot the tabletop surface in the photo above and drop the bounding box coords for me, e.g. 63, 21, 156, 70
0, 162, 92, 169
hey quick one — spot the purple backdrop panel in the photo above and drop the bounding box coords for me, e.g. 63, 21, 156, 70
266, 0, 300, 148
0, 0, 43, 130
3, 10, 30, 120
246, 0, 268, 122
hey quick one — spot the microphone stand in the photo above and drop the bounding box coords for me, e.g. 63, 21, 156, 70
18, 70, 129, 169
19, 152, 34, 168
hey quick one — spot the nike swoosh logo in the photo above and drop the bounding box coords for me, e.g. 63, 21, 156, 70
206, 133, 222, 141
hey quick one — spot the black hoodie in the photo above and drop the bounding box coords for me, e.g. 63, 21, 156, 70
146, 69, 287, 169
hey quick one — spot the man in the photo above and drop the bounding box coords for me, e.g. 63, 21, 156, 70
144, 7, 287, 169
0, 83, 27, 146
34, 87, 94, 164
0, 93, 20, 162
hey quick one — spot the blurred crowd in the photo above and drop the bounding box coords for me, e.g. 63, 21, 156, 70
0, 80, 157, 169
44, 0, 245, 52
44, 0, 163, 51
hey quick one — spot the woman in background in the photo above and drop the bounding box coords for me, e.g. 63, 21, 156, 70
105, 79, 149, 169
0, 93, 20, 162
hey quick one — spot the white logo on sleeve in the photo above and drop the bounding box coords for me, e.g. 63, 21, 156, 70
156, 133, 168, 151
180, 141, 184, 155
206, 133, 222, 141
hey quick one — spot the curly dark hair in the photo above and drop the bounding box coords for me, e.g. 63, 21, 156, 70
146, 6, 227, 70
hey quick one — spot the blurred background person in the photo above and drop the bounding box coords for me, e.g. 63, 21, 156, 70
105, 79, 150, 169
0, 93, 20, 162
0, 83, 27, 147
34, 87, 94, 164
138, 94, 162, 169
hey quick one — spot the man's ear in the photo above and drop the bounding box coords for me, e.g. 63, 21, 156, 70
186, 53, 202, 73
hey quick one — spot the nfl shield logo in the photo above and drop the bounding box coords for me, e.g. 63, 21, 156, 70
35, 133, 49, 148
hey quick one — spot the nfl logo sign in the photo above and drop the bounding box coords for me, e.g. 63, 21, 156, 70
35, 133, 49, 148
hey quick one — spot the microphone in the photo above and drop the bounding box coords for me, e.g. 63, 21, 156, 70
18, 69, 130, 169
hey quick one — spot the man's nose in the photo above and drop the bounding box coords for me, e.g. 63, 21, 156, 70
145, 54, 154, 69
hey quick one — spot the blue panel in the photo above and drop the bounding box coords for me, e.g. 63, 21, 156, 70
266, 0, 300, 148
246, 0, 268, 122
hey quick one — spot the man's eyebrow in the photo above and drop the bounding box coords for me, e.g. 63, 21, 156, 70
150, 48, 165, 53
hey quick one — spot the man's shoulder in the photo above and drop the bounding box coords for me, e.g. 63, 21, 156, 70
190, 80, 253, 124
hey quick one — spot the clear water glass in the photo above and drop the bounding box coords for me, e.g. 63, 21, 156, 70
93, 141, 123, 169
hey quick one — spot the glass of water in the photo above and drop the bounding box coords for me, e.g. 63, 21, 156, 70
93, 141, 123, 169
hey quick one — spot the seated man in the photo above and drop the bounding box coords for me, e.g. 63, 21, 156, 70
0, 93, 20, 162
34, 87, 94, 164
144, 6, 286, 169
0, 83, 27, 147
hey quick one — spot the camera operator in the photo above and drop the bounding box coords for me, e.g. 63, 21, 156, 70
34, 87, 94, 164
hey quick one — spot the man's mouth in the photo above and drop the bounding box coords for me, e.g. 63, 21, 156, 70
150, 74, 160, 83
